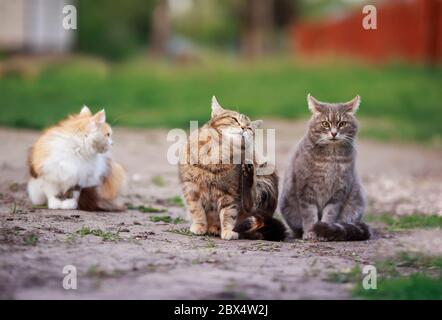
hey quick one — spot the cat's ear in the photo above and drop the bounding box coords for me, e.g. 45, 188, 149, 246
307, 94, 326, 115
211, 96, 225, 118
343, 95, 361, 114
80, 105, 92, 116
251, 120, 263, 129
92, 109, 106, 124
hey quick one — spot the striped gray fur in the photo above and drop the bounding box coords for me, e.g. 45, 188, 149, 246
279, 94, 370, 241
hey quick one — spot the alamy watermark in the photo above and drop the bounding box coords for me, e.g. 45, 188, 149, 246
362, 265, 377, 290
63, 5, 77, 30
362, 5, 377, 30
62, 265, 77, 290
63, 4, 375, 32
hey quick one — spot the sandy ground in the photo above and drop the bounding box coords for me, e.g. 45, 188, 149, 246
1, 120, 441, 299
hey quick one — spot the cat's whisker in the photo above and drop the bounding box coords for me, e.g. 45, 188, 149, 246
343, 135, 356, 141
341, 135, 356, 147
314, 136, 329, 146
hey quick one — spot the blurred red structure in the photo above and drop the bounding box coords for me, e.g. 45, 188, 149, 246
293, 0, 442, 63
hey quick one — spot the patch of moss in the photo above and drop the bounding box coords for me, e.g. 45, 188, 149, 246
203, 235, 217, 248
86, 265, 122, 278
377, 252, 442, 276
326, 266, 361, 284
74, 227, 121, 242
32, 205, 48, 209
353, 273, 442, 300
365, 213, 442, 230
128, 204, 167, 213
167, 196, 184, 207
166, 228, 195, 237
149, 215, 185, 224
327, 252, 442, 300
24, 234, 38, 246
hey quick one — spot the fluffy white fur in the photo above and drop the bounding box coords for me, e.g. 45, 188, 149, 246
28, 107, 112, 209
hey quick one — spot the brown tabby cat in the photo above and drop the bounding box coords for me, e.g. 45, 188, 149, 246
279, 94, 370, 241
178, 97, 286, 241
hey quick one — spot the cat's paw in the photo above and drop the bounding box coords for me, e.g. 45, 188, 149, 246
190, 223, 207, 235
48, 198, 62, 209
221, 229, 239, 240
302, 230, 318, 241
207, 225, 221, 236
61, 199, 78, 210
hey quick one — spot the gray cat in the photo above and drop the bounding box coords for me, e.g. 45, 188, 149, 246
279, 94, 370, 241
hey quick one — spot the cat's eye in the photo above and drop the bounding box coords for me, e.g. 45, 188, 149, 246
321, 121, 330, 128
231, 117, 241, 126
106, 133, 110, 137
338, 121, 347, 128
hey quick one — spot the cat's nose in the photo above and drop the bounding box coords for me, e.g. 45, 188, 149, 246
331, 132, 337, 137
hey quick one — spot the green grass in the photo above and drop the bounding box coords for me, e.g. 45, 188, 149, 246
327, 252, 442, 299
166, 196, 184, 207
0, 57, 441, 143
376, 252, 442, 276
353, 273, 442, 300
203, 235, 217, 248
127, 204, 167, 213
24, 234, 38, 246
86, 265, 122, 279
326, 266, 361, 284
149, 215, 185, 224
365, 213, 442, 230
166, 227, 195, 236
74, 226, 121, 241
327, 253, 442, 284
325, 252, 442, 300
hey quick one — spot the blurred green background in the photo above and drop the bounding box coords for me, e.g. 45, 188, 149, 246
0, 0, 441, 145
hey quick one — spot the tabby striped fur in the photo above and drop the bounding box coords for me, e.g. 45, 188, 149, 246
178, 96, 286, 241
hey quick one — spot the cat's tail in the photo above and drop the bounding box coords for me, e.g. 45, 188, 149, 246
234, 214, 287, 241
312, 221, 371, 241
78, 160, 126, 212
235, 164, 285, 241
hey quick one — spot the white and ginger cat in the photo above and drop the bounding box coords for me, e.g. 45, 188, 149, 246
27, 106, 126, 211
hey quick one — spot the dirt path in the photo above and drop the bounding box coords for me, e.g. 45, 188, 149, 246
1, 121, 441, 299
